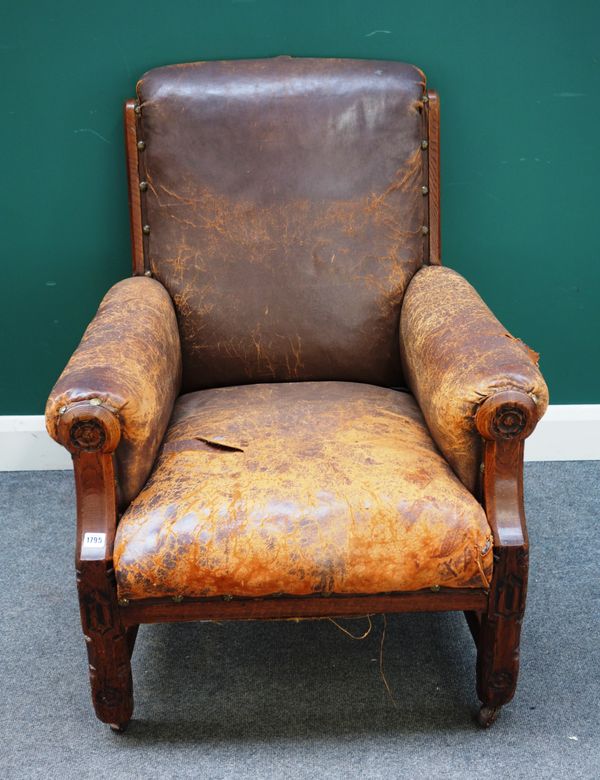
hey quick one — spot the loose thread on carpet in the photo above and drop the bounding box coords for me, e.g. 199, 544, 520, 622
327, 615, 373, 640
326, 614, 397, 706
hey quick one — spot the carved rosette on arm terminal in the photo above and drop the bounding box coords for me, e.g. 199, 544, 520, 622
57, 401, 121, 456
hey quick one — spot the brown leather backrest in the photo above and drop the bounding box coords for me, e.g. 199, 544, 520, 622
136, 57, 428, 390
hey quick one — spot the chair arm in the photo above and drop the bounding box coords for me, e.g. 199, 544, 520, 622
46, 277, 182, 506
399, 266, 548, 493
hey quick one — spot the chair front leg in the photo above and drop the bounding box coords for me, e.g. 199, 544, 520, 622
474, 391, 536, 727
77, 559, 133, 730
476, 545, 528, 727
60, 402, 134, 731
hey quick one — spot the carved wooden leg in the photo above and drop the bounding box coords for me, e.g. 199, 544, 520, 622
475, 545, 528, 727
59, 411, 134, 731
77, 561, 134, 731
473, 391, 536, 728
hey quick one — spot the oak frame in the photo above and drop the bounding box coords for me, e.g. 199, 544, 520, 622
60, 91, 533, 731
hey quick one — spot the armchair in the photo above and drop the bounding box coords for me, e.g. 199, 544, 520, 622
46, 57, 548, 731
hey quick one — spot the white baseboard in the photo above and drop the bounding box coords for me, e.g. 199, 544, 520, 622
522, 404, 600, 462
0, 416, 72, 471
0, 405, 598, 471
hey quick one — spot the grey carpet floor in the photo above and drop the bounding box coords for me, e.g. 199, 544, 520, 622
0, 462, 598, 779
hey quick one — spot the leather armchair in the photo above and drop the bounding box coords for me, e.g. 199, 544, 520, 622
46, 57, 548, 731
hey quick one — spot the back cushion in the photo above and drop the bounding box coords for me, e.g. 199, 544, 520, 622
137, 57, 427, 390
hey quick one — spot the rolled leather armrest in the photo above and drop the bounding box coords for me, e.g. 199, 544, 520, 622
46, 277, 182, 506
399, 266, 549, 493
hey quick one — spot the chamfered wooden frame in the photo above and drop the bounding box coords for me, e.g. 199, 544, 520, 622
59, 90, 530, 732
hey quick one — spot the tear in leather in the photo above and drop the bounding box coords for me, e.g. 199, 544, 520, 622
163, 437, 244, 454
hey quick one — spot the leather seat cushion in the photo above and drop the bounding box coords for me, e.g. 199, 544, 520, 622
114, 382, 493, 600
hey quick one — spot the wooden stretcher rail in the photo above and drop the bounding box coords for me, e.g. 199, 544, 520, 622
120, 588, 489, 626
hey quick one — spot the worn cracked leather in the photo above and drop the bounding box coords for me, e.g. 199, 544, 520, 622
45, 277, 182, 505
137, 57, 428, 391
114, 382, 493, 600
400, 266, 549, 493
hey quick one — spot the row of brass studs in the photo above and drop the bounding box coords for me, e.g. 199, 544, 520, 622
134, 104, 152, 263
117, 587, 445, 607
117, 594, 232, 607
421, 96, 429, 237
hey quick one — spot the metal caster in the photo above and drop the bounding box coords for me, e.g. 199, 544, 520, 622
109, 722, 129, 733
477, 705, 501, 728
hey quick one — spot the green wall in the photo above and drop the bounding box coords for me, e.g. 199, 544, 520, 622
2, 0, 599, 412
